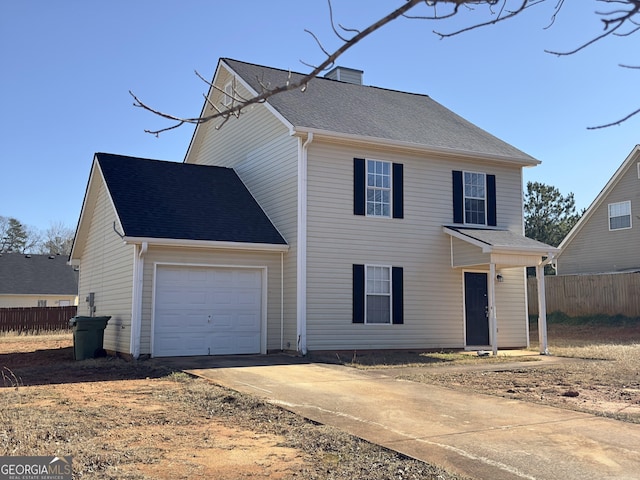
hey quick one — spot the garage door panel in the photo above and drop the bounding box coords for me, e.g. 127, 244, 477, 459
154, 266, 263, 357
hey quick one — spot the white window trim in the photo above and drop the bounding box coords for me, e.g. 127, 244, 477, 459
364, 264, 393, 325
366, 159, 392, 218
608, 200, 632, 231
463, 170, 487, 226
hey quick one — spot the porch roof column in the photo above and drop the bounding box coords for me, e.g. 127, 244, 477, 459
536, 263, 549, 355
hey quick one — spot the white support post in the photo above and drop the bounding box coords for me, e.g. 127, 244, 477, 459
536, 263, 549, 355
489, 263, 498, 356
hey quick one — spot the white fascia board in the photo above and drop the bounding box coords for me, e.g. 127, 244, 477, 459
70, 155, 125, 261
294, 127, 540, 167
558, 144, 640, 251
443, 227, 491, 250
122, 236, 289, 253
220, 59, 296, 136
490, 245, 560, 256
443, 227, 559, 256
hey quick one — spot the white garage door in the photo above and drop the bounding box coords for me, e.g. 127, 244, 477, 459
153, 265, 263, 357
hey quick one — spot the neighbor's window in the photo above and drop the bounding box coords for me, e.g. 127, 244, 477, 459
37, 300, 47, 307
366, 265, 391, 324
464, 171, 486, 225
609, 201, 631, 230
367, 160, 391, 217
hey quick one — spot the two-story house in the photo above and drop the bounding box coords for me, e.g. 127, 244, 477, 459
70, 58, 557, 359
557, 145, 640, 274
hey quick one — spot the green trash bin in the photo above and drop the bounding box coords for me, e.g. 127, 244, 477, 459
69, 316, 111, 360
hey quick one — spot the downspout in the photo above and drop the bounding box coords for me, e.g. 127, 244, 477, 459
280, 251, 284, 351
296, 132, 313, 355
130, 241, 147, 359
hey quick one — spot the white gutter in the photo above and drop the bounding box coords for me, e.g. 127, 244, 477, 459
294, 127, 539, 167
296, 132, 313, 355
130, 241, 147, 359
122, 237, 288, 253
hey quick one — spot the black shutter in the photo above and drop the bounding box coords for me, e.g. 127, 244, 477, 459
487, 174, 497, 226
354, 158, 365, 216
452, 170, 463, 224
353, 264, 365, 323
392, 267, 403, 325
392, 163, 404, 219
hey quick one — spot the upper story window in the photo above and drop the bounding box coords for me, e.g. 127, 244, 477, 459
367, 160, 391, 217
464, 172, 486, 225
222, 81, 234, 107
354, 158, 403, 219
452, 170, 496, 227
608, 201, 631, 230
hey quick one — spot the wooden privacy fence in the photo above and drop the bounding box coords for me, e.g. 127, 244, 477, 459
527, 272, 640, 317
0, 305, 77, 333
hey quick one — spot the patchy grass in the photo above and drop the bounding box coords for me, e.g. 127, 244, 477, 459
313, 349, 540, 369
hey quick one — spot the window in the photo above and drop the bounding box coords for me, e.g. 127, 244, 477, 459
37, 300, 47, 307
222, 81, 233, 107
354, 159, 403, 218
609, 201, 631, 230
452, 170, 496, 226
367, 160, 391, 217
366, 266, 391, 323
353, 264, 403, 324
464, 172, 486, 225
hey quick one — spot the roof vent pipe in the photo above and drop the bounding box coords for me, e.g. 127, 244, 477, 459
324, 66, 363, 85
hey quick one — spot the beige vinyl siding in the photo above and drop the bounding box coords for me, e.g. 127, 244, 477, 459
494, 267, 528, 347
559, 161, 640, 274
184, 68, 299, 350
76, 179, 134, 354
138, 246, 284, 355
451, 237, 490, 267
0, 295, 78, 308
306, 140, 527, 350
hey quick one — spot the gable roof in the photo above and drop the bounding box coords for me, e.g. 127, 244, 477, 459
221, 58, 537, 165
558, 144, 640, 252
0, 253, 78, 295
94, 153, 287, 246
444, 227, 559, 255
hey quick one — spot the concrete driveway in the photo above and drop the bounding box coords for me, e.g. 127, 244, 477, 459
164, 355, 640, 480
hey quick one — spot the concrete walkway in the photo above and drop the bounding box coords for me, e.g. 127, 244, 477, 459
167, 355, 640, 480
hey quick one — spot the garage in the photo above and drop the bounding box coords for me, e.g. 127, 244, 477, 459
153, 265, 263, 357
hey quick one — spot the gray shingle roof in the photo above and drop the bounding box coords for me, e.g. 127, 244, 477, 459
0, 253, 78, 295
445, 227, 558, 252
223, 58, 536, 163
96, 153, 286, 245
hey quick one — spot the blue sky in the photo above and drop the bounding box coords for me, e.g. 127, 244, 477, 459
1, 1, 637, 233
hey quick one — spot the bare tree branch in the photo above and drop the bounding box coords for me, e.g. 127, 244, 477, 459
132, 0, 640, 134
588, 107, 640, 129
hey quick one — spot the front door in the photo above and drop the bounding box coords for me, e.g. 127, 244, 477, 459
464, 272, 489, 346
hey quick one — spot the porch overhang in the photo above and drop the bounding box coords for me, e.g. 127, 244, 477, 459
443, 226, 559, 356
443, 226, 559, 268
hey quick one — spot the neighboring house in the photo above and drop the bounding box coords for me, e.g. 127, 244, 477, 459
557, 145, 640, 275
70, 58, 557, 359
0, 253, 78, 307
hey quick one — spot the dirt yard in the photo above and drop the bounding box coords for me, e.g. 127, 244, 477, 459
0, 334, 462, 480
1, 322, 639, 479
